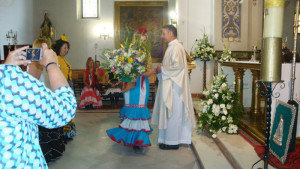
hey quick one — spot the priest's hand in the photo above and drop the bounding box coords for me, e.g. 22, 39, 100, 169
156, 64, 162, 74
4, 46, 31, 66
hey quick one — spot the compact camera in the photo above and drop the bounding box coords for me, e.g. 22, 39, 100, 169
26, 48, 43, 61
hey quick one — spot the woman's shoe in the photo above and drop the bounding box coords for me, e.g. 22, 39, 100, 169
133, 146, 146, 154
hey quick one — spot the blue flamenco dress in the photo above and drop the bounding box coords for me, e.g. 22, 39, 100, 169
107, 76, 152, 147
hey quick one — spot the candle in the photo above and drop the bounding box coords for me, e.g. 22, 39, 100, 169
263, 0, 285, 38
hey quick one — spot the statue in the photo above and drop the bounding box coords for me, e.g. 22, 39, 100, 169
273, 114, 284, 146
40, 12, 54, 39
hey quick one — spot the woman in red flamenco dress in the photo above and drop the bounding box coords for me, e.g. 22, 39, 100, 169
79, 57, 103, 109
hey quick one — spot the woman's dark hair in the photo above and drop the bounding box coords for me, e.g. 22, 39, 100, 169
52, 39, 70, 56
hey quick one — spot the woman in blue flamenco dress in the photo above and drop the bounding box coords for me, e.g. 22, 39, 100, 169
107, 27, 153, 153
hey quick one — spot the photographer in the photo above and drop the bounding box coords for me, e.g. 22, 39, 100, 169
0, 44, 77, 169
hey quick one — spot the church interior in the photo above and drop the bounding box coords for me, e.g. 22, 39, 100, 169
1, 0, 300, 169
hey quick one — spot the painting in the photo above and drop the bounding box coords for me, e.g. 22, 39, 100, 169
270, 100, 296, 164
114, 1, 168, 62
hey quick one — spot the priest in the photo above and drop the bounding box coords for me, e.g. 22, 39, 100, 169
152, 25, 195, 150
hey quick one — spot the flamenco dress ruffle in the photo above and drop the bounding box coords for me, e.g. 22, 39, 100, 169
107, 76, 152, 147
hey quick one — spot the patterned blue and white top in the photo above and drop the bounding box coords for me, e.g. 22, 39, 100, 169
0, 65, 77, 169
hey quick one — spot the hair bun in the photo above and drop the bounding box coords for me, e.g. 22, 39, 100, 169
61, 34, 68, 42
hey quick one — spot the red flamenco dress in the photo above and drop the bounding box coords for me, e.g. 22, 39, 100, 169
79, 69, 103, 109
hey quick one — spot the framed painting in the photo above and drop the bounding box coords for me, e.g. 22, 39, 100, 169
270, 100, 296, 164
114, 1, 168, 63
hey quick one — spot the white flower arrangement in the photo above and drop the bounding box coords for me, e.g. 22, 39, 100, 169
192, 33, 216, 61
218, 45, 236, 62
197, 74, 243, 138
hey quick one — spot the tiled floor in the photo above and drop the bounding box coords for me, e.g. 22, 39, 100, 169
48, 113, 200, 169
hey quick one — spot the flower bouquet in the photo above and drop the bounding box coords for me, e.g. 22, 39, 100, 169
192, 33, 216, 61
218, 45, 236, 62
101, 34, 149, 82
197, 73, 243, 138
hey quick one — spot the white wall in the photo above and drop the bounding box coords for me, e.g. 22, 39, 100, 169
0, 0, 36, 60
177, 0, 214, 93
0, 0, 206, 94
33, 0, 176, 69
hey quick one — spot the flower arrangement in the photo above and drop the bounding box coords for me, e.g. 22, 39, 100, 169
101, 34, 149, 82
197, 73, 243, 138
218, 45, 236, 62
192, 33, 216, 61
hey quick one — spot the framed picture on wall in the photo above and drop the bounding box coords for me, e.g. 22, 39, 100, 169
114, 1, 168, 63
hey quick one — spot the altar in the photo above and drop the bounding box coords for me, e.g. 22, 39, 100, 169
222, 61, 300, 144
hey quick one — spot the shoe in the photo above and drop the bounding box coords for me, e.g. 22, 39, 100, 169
159, 144, 179, 150
133, 146, 146, 154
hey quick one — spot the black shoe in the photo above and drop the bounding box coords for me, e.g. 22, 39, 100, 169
159, 144, 179, 150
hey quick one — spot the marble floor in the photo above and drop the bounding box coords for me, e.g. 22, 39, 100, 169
48, 113, 200, 169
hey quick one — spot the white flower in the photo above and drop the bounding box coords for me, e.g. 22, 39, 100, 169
212, 104, 220, 116
202, 105, 208, 113
203, 90, 210, 96
223, 109, 228, 115
214, 93, 219, 99
222, 127, 227, 131
220, 104, 225, 109
212, 134, 217, 138
232, 81, 236, 85
228, 117, 233, 123
221, 116, 226, 120
207, 99, 213, 105
227, 104, 232, 109
221, 83, 227, 89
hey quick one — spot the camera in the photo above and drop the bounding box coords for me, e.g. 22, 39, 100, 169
26, 48, 43, 61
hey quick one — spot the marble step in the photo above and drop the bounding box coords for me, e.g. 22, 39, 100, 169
192, 131, 277, 169
191, 130, 233, 169
215, 133, 276, 169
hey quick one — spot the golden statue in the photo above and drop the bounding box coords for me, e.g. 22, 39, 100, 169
40, 12, 53, 39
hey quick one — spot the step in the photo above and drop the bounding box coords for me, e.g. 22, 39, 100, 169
216, 133, 276, 169
192, 130, 233, 169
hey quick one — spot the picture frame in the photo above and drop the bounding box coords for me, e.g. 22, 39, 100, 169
270, 100, 296, 164
114, 1, 168, 63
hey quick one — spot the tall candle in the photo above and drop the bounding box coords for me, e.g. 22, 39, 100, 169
263, 0, 285, 38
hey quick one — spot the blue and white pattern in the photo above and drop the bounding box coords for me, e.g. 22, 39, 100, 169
0, 65, 77, 169
107, 76, 152, 147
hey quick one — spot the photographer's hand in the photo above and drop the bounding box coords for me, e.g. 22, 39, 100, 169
4, 46, 31, 66
40, 43, 69, 91
39, 43, 58, 67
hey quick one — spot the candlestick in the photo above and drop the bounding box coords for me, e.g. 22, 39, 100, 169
261, 0, 285, 82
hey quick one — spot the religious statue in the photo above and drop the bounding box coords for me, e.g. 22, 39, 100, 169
40, 12, 54, 39
273, 114, 284, 146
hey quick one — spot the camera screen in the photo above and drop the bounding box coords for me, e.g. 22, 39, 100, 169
26, 48, 42, 61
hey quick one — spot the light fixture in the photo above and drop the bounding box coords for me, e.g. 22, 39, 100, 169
6, 29, 17, 50
169, 11, 177, 27
100, 26, 110, 40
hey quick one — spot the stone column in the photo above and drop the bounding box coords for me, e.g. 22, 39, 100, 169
233, 67, 245, 105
